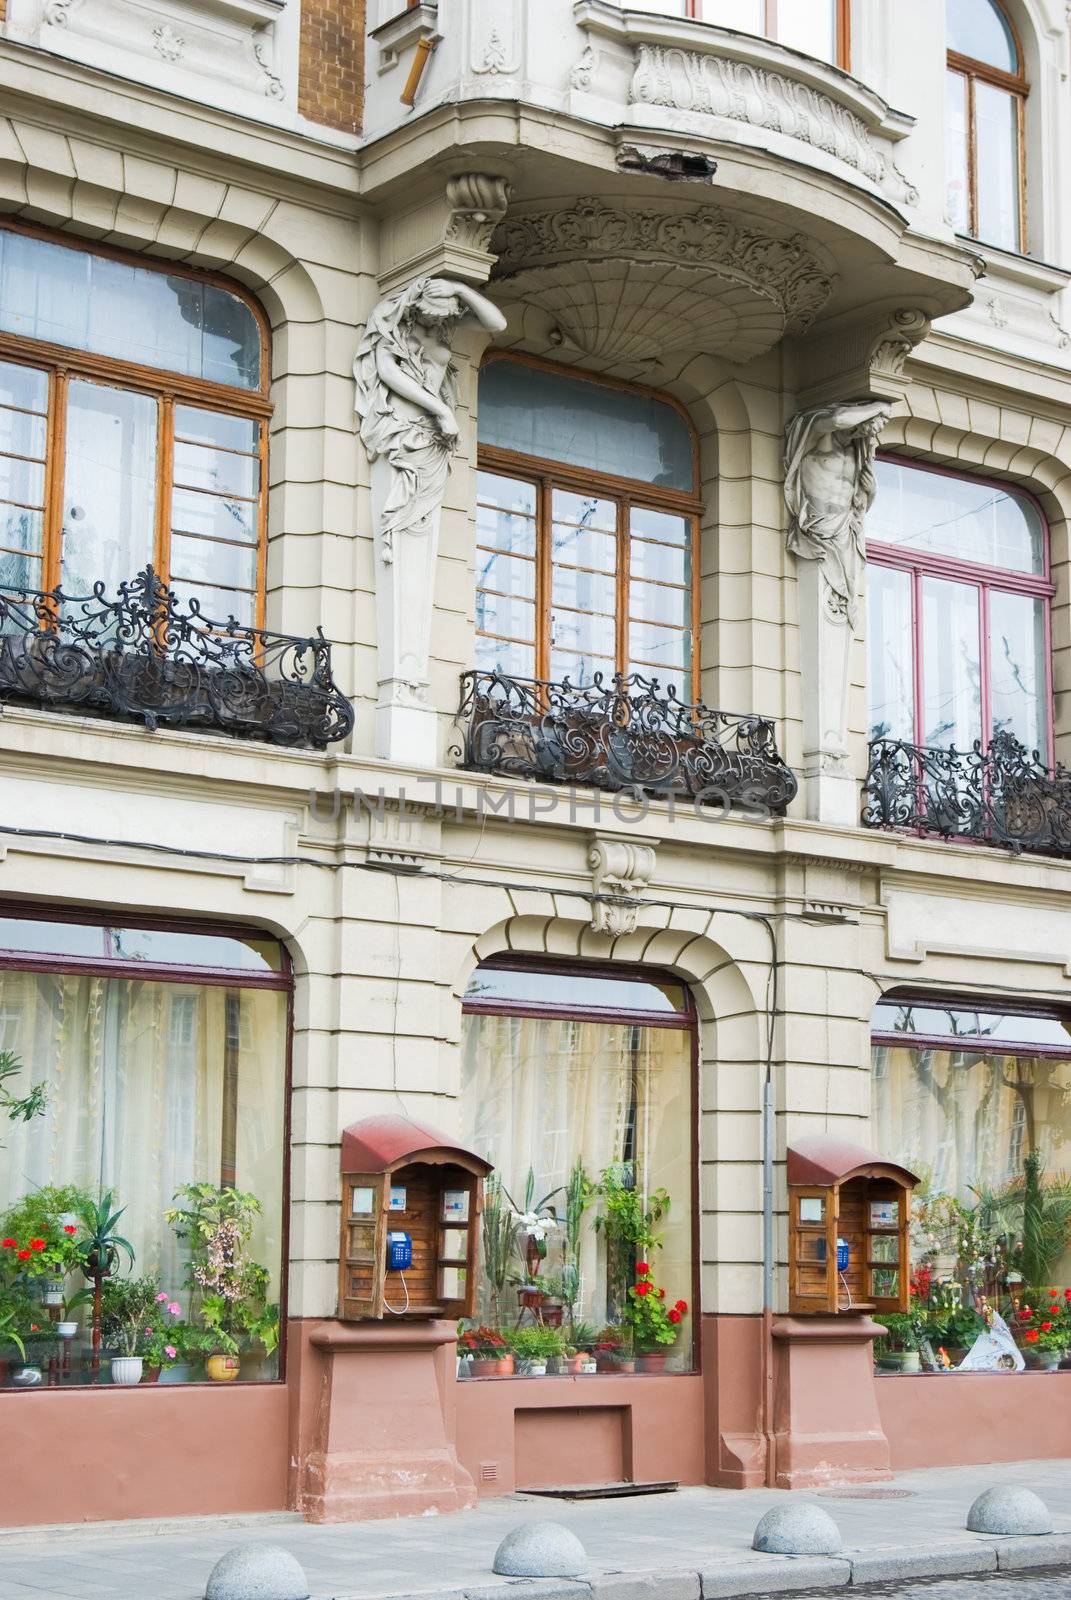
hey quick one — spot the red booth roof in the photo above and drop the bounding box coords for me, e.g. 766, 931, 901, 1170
340, 1113, 492, 1177
787, 1135, 918, 1189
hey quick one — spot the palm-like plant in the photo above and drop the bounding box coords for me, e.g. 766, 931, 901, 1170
76, 1191, 134, 1373
481, 1176, 516, 1325
973, 1150, 1071, 1292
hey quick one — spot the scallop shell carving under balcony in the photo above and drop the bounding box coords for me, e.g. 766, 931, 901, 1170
490, 198, 837, 366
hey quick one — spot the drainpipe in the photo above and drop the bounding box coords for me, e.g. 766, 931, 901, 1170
761, 1071, 776, 1488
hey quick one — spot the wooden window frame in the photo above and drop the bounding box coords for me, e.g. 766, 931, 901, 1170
476, 352, 702, 701
946, 0, 1028, 251
867, 454, 1053, 755
682, 0, 850, 69
0, 220, 271, 628
461, 955, 701, 1376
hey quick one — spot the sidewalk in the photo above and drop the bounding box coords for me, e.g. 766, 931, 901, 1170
1, 1460, 1070, 1600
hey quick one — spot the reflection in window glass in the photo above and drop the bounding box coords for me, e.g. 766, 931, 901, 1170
61, 382, 156, 599
869, 460, 1043, 574
945, 70, 970, 233
866, 564, 913, 742
921, 577, 980, 749
975, 81, 1021, 251
946, 0, 1018, 71
479, 362, 694, 493
989, 590, 1046, 756
462, 965, 694, 1373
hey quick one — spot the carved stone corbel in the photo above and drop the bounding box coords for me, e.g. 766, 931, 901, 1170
589, 838, 656, 937
793, 306, 931, 411
377, 173, 513, 295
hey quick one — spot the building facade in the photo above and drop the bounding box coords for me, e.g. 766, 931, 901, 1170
1, 0, 1071, 1528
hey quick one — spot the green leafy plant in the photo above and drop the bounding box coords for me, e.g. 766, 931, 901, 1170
75, 1190, 135, 1372
481, 1176, 517, 1324
0, 1306, 25, 1361
973, 1151, 1071, 1292
873, 1312, 922, 1353
507, 1168, 562, 1287
101, 1276, 165, 1358
457, 1325, 509, 1360
0, 1052, 46, 1145
595, 1165, 669, 1309
622, 1262, 687, 1353
166, 1183, 278, 1359
508, 1324, 563, 1362
561, 1157, 594, 1320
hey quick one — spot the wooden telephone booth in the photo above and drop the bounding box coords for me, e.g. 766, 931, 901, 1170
338, 1114, 491, 1322
787, 1136, 918, 1317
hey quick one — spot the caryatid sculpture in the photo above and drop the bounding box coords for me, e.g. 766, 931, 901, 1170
783, 399, 891, 824
354, 276, 507, 762
783, 400, 891, 628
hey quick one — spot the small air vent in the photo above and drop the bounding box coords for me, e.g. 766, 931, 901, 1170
480, 1461, 499, 1483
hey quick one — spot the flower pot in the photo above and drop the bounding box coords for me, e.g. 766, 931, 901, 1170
159, 1362, 192, 1385
517, 1287, 545, 1311
1024, 1350, 1061, 1372
576, 1357, 597, 1374
41, 1282, 64, 1308
141, 1366, 161, 1383
637, 1352, 669, 1374
595, 1353, 620, 1374
542, 1303, 564, 1328
877, 1351, 921, 1373
205, 1353, 241, 1382
11, 1365, 43, 1387
111, 1356, 143, 1385
615, 1356, 637, 1374
471, 1356, 513, 1377
517, 1359, 547, 1376
55, 1321, 78, 1340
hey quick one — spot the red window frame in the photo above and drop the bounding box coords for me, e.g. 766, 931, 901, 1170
867, 455, 1054, 756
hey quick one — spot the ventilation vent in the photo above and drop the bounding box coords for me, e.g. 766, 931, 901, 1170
480, 1462, 499, 1483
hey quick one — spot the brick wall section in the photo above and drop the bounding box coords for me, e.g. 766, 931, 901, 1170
298, 0, 364, 135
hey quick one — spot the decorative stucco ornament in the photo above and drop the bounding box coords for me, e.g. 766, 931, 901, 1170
589, 839, 656, 937
354, 277, 506, 763
783, 401, 890, 629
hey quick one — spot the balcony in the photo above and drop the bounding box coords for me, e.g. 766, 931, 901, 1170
0, 567, 354, 750
456, 670, 798, 813
862, 732, 1071, 858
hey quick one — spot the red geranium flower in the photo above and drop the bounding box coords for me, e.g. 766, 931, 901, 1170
1042, 1322, 1053, 1332
636, 1261, 650, 1275
29, 1324, 38, 1333
1025, 1329, 1039, 1344
16, 1249, 30, 1260
668, 1308, 682, 1324
1, 1238, 15, 1249
658, 1288, 666, 1299
1064, 1288, 1071, 1300
29, 1238, 45, 1252
675, 1299, 688, 1313
63, 1225, 77, 1236
635, 1282, 651, 1297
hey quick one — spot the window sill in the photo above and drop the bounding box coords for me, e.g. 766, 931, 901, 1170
956, 235, 1071, 294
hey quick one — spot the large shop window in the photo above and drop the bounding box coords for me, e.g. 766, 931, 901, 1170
459, 963, 695, 1376
872, 1000, 1071, 1367
476, 357, 700, 700
0, 913, 290, 1390
0, 225, 269, 626
615, 0, 849, 65
866, 458, 1050, 760
945, 0, 1027, 251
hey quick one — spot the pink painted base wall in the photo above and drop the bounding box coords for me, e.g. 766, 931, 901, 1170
879, 1371, 1071, 1470
0, 1382, 289, 1527
456, 1373, 706, 1495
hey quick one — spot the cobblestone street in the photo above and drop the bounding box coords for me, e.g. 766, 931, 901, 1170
798, 1572, 1071, 1599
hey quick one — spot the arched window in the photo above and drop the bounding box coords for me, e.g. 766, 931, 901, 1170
866, 457, 1051, 758
460, 960, 696, 1374
0, 225, 269, 625
619, 1, 850, 68
476, 356, 699, 699
946, 0, 1027, 251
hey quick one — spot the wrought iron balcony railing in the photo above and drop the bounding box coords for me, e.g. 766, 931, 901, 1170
862, 731, 1071, 857
456, 670, 799, 813
0, 567, 354, 749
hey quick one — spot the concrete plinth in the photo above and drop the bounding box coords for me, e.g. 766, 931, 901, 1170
297, 1321, 476, 1523
771, 1315, 891, 1489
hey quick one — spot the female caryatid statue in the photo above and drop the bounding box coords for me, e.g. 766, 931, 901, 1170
354, 277, 506, 759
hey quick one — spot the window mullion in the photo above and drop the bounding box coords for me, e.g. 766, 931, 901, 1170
42, 367, 68, 596
155, 394, 174, 589
979, 582, 991, 748
255, 417, 268, 632
617, 497, 629, 678
967, 73, 978, 238
537, 477, 552, 682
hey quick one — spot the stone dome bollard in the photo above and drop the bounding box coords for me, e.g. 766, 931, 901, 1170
752, 1501, 843, 1556
966, 1486, 1053, 1536
205, 1544, 310, 1600
492, 1521, 587, 1578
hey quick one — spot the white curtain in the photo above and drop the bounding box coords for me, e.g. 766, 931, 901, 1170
0, 972, 285, 1302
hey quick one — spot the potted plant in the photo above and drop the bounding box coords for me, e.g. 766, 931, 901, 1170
75, 1190, 135, 1373
595, 1165, 669, 1317
561, 1157, 593, 1329
508, 1169, 561, 1314
593, 1325, 636, 1374
457, 1326, 512, 1377
509, 1324, 562, 1376
481, 1177, 516, 1326
56, 1286, 93, 1341
622, 1263, 687, 1372
166, 1183, 278, 1381
1014, 1300, 1067, 1371
874, 1313, 923, 1372
100, 1275, 166, 1385
931, 1303, 984, 1366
